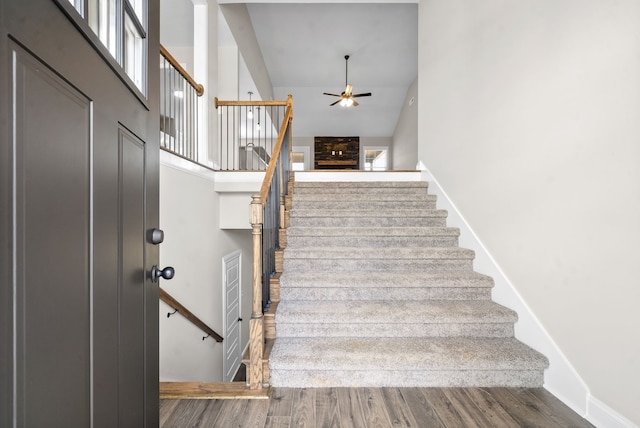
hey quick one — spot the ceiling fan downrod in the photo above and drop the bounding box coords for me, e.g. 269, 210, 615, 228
344, 54, 350, 89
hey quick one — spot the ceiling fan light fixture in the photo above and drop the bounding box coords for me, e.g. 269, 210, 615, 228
340, 97, 354, 107
323, 55, 372, 107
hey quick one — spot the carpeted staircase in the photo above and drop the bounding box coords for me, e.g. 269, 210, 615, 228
269, 179, 548, 388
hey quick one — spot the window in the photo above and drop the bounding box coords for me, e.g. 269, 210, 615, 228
292, 152, 305, 171
88, 0, 117, 58
62, 0, 147, 94
364, 147, 388, 171
292, 146, 310, 171
124, 9, 145, 89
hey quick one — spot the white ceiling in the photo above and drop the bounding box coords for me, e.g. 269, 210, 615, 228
245, 3, 418, 137
160, 1, 418, 138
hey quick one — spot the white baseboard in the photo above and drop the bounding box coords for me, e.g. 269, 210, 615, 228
419, 167, 590, 417
587, 396, 639, 428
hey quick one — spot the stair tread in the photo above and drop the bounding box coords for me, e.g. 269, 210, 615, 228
270, 337, 549, 370
294, 181, 428, 188
290, 208, 447, 217
275, 300, 516, 324
284, 247, 474, 259
293, 194, 436, 201
280, 271, 494, 288
286, 226, 460, 237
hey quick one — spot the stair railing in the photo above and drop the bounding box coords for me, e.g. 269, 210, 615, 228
160, 288, 223, 342
247, 95, 293, 389
160, 45, 205, 165
215, 97, 288, 171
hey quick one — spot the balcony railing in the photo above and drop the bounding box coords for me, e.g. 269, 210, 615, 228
215, 98, 289, 171
160, 45, 205, 165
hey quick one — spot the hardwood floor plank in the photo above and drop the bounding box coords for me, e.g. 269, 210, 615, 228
487, 387, 559, 428
159, 399, 180, 427
400, 388, 444, 428
381, 388, 420, 427
316, 388, 341, 428
268, 388, 295, 417
291, 388, 316, 427
190, 399, 225, 427
235, 399, 270, 428
265, 416, 291, 428
357, 387, 394, 428
160, 399, 210, 428
421, 388, 467, 427
336, 388, 367, 428
517, 389, 594, 428
207, 398, 250, 427
463, 388, 520, 428
442, 388, 495, 427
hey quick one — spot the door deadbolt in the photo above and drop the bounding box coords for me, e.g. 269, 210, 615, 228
149, 228, 165, 245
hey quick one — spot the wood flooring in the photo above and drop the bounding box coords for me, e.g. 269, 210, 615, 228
160, 387, 594, 427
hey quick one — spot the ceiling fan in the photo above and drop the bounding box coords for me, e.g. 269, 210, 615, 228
323, 55, 372, 107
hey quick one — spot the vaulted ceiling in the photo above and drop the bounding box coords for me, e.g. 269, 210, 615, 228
161, 1, 418, 138
244, 3, 418, 137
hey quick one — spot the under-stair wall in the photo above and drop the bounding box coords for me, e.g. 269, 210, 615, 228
159, 154, 254, 382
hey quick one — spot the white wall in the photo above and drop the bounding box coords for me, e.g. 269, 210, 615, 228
219, 3, 274, 102
392, 77, 418, 170
418, 0, 640, 426
159, 160, 253, 382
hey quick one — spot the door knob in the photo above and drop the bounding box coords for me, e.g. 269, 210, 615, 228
150, 265, 175, 283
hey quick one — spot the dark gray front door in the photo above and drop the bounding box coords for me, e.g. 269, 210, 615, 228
0, 1, 160, 427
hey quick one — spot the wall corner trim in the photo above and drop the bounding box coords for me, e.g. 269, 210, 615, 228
419, 166, 591, 418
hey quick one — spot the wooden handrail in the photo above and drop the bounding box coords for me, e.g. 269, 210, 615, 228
259, 95, 293, 204
214, 97, 289, 108
160, 44, 204, 96
160, 288, 223, 342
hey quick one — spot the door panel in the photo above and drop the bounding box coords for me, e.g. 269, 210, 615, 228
13, 43, 92, 428
0, 0, 160, 426
118, 129, 146, 427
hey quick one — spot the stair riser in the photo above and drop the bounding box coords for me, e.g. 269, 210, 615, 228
291, 188, 434, 199
293, 194, 436, 202
292, 201, 437, 209
269, 369, 544, 388
286, 236, 458, 248
283, 259, 474, 272
290, 217, 448, 227
294, 189, 428, 196
279, 287, 492, 301
276, 323, 514, 338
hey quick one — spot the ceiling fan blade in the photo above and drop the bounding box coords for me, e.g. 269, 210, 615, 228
344, 84, 353, 97
330, 99, 341, 106
352, 92, 372, 98
323, 92, 342, 97
351, 99, 359, 107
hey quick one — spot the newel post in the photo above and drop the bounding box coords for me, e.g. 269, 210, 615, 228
249, 195, 264, 389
